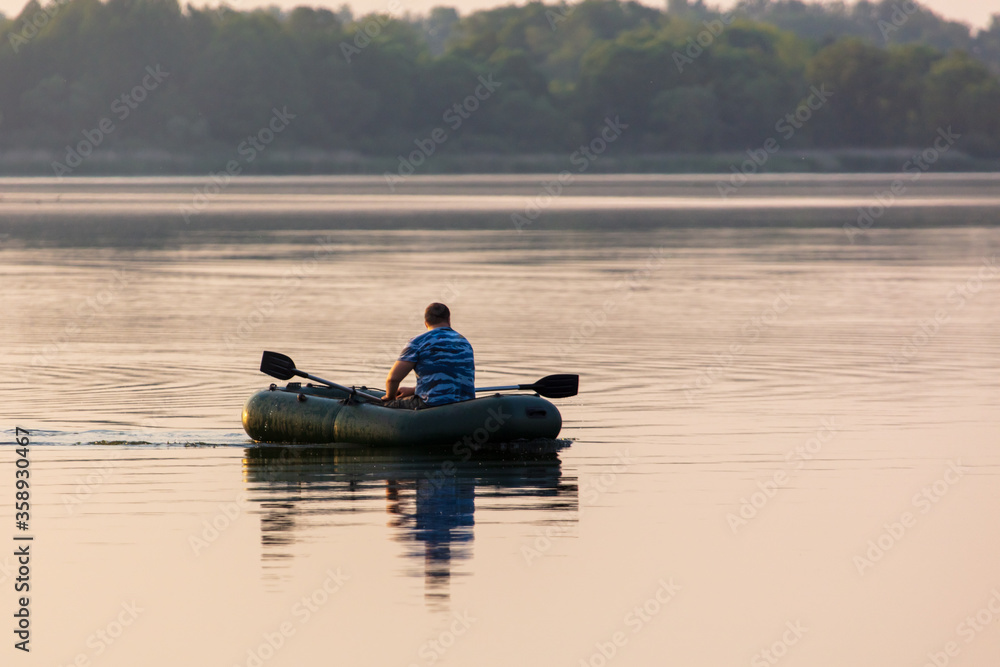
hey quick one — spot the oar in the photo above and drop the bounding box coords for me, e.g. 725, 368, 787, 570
259, 351, 382, 404
261, 351, 579, 401
476, 374, 579, 399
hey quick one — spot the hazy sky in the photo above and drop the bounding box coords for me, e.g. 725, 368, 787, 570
1, 0, 995, 31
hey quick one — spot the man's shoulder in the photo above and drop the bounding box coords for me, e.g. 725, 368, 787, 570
428, 327, 469, 341
406, 327, 472, 356
437, 328, 472, 349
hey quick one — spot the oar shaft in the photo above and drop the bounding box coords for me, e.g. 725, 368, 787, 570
296, 371, 337, 389
475, 384, 521, 393
295, 371, 382, 404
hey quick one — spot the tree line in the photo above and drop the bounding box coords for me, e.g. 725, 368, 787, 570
1, 0, 998, 164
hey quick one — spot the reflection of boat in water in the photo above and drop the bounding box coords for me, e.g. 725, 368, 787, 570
242, 444, 577, 607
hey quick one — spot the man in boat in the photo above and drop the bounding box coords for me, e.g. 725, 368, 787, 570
382, 303, 475, 409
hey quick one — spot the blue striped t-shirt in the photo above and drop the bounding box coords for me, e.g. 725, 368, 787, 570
399, 327, 475, 406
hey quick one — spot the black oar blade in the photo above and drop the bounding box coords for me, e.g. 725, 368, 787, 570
260, 350, 298, 381
525, 374, 579, 399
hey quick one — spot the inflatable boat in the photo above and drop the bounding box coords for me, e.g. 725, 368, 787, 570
242, 382, 562, 446
242, 352, 575, 447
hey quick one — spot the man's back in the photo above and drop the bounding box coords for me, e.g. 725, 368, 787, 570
399, 327, 475, 406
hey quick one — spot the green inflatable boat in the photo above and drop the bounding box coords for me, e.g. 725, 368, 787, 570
242, 352, 577, 447
242, 382, 562, 446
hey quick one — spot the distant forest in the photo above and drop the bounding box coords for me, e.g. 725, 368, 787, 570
1, 0, 999, 168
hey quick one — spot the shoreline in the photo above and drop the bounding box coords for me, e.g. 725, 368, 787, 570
2, 147, 998, 177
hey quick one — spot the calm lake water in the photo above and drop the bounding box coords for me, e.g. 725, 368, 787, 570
2, 175, 999, 666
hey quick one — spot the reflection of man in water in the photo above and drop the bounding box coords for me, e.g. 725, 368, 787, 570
382, 303, 475, 409
386, 473, 475, 606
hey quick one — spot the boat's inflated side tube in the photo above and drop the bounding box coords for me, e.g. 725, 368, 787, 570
242, 386, 562, 445
242, 385, 348, 443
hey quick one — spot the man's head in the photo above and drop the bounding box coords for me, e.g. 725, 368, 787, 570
424, 302, 451, 328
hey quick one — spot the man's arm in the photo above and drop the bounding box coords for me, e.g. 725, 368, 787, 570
385, 360, 416, 401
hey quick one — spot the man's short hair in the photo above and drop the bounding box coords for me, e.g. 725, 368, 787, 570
424, 302, 451, 325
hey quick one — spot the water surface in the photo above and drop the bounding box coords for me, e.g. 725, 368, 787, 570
1, 175, 999, 666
